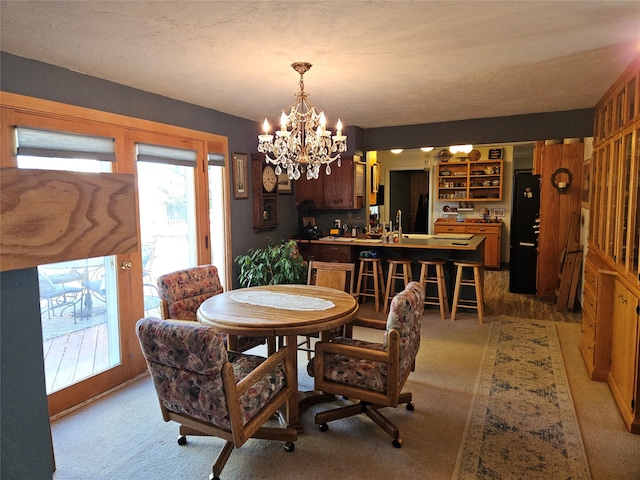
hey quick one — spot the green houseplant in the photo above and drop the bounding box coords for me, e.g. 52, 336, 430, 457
235, 239, 308, 287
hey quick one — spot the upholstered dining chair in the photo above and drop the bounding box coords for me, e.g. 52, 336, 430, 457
135, 317, 297, 480
156, 264, 269, 353
311, 281, 425, 447
298, 260, 357, 359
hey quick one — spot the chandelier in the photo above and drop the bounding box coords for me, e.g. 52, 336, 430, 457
258, 62, 347, 180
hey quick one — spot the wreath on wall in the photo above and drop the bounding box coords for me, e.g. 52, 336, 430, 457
550, 167, 573, 190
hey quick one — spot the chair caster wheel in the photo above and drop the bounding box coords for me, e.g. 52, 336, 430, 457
177, 435, 187, 445
392, 438, 403, 448
319, 423, 329, 432
284, 441, 295, 452
406, 402, 415, 411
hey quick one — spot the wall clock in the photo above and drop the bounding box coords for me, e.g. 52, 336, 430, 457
262, 164, 277, 193
251, 154, 279, 231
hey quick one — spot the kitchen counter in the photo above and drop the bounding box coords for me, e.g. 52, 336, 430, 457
434, 218, 502, 268
310, 234, 485, 251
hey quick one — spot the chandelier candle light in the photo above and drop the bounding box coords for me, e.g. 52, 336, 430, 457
258, 62, 347, 180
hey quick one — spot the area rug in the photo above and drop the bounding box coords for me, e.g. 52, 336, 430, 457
452, 317, 592, 479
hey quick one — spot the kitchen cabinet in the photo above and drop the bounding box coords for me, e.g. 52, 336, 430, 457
437, 160, 503, 202
295, 155, 365, 209
434, 219, 502, 268
586, 56, 640, 433
296, 242, 354, 263
608, 278, 640, 434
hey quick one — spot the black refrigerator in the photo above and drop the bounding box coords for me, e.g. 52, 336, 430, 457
509, 171, 540, 294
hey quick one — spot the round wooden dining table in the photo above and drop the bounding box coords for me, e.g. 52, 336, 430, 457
197, 284, 359, 431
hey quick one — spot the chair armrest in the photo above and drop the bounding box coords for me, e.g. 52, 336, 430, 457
351, 316, 387, 330
315, 340, 390, 364
233, 346, 291, 397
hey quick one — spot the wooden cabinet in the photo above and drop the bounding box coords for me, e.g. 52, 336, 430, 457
579, 256, 616, 381
586, 56, 640, 433
296, 242, 354, 263
295, 155, 365, 209
434, 219, 502, 268
608, 278, 640, 434
437, 160, 503, 202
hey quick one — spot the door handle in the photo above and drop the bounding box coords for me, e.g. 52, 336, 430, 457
120, 261, 132, 270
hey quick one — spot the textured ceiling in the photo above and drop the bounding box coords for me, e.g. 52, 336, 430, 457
1, 1, 640, 130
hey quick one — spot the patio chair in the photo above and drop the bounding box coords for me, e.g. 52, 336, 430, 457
157, 264, 269, 353
37, 270, 83, 322
135, 317, 296, 480
311, 281, 424, 447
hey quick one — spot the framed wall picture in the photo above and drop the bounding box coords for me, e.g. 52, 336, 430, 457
492, 208, 506, 217
581, 158, 591, 208
278, 173, 292, 194
232, 152, 248, 199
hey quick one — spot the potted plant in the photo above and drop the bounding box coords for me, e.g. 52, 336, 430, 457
235, 239, 308, 287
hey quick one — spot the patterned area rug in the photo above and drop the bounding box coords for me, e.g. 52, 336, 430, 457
452, 317, 592, 479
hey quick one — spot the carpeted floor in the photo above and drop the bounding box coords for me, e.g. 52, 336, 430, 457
453, 318, 591, 479
49, 270, 639, 480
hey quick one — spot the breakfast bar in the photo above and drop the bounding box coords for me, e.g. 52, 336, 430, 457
297, 234, 486, 310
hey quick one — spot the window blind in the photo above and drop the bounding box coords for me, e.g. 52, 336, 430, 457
137, 143, 197, 166
207, 152, 225, 167
16, 127, 116, 162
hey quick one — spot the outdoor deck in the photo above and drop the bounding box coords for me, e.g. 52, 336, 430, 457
43, 323, 111, 393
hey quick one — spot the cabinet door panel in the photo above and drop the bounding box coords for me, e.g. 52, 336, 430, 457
609, 280, 639, 420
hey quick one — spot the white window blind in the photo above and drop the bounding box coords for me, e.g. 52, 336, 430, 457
16, 127, 116, 162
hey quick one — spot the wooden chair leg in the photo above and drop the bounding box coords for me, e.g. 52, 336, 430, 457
473, 265, 484, 324
437, 264, 450, 319
383, 264, 395, 313
451, 264, 463, 321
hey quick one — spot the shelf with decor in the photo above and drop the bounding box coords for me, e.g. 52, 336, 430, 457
437, 160, 503, 201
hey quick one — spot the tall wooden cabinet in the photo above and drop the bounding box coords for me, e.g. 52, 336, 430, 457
582, 56, 640, 434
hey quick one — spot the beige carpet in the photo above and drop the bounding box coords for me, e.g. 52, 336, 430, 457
50, 271, 640, 480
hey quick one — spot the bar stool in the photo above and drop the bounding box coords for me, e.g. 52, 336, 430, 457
418, 259, 450, 320
451, 260, 484, 323
356, 256, 385, 312
383, 258, 413, 313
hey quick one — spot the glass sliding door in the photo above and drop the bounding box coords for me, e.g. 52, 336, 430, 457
208, 152, 228, 289
137, 143, 199, 296
16, 127, 123, 397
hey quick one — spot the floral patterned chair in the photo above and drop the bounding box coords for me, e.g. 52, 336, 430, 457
135, 317, 297, 480
156, 264, 268, 353
311, 281, 425, 448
